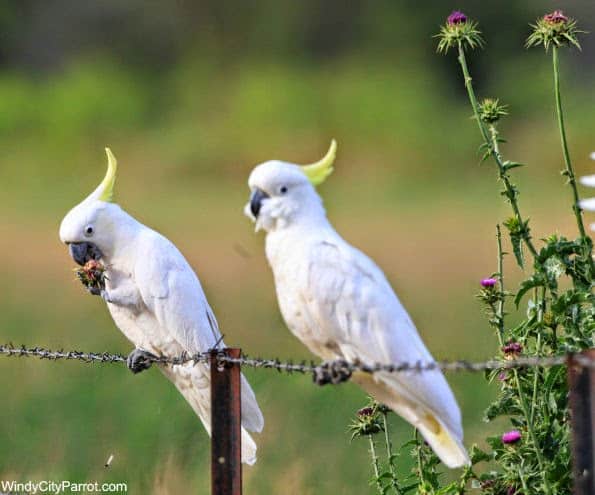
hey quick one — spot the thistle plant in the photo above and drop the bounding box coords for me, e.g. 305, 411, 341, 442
527, 10, 587, 242
436, 11, 484, 54
350, 400, 477, 494
439, 10, 592, 493
349, 401, 396, 494
438, 12, 537, 266
354, 10, 595, 494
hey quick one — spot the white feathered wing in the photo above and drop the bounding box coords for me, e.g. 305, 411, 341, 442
133, 232, 264, 464
292, 238, 469, 468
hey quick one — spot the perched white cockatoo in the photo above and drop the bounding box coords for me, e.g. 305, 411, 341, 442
60, 149, 264, 464
579, 152, 595, 231
244, 141, 469, 468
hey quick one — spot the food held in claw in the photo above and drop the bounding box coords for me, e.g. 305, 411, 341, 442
74, 259, 107, 292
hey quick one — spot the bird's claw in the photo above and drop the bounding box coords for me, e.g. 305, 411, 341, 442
87, 286, 101, 296
127, 348, 157, 374
87, 286, 111, 302
313, 360, 352, 386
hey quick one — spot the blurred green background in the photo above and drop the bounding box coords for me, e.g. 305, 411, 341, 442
1, 1, 594, 493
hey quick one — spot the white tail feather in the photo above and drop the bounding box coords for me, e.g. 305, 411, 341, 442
241, 374, 264, 433
241, 429, 258, 466
161, 363, 262, 465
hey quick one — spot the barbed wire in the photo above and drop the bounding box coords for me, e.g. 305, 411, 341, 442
0, 344, 127, 363
1, 343, 594, 383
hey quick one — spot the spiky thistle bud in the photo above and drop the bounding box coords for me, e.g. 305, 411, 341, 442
478, 98, 508, 124
477, 276, 501, 307
436, 11, 484, 54
526, 10, 583, 51
502, 341, 522, 359
348, 403, 384, 439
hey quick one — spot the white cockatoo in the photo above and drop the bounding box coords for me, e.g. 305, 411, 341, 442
579, 152, 595, 231
244, 141, 469, 468
60, 149, 264, 464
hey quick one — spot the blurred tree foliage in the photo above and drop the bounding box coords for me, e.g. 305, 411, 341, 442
0, 1, 593, 76
0, 1, 591, 189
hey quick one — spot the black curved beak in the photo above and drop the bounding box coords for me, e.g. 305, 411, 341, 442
68, 242, 102, 266
250, 188, 270, 218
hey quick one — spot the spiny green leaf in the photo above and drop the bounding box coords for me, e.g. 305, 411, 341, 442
514, 274, 545, 306
502, 160, 525, 171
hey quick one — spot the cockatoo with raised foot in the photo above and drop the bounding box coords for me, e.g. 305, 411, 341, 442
60, 149, 264, 464
244, 141, 469, 468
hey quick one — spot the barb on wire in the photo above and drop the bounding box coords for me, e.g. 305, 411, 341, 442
0, 343, 127, 363
2, 343, 595, 383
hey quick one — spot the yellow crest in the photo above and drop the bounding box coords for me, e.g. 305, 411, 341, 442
300, 140, 337, 186
97, 148, 118, 202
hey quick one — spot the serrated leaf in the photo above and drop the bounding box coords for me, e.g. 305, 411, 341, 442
470, 445, 492, 463
480, 149, 491, 164
510, 233, 525, 268
400, 482, 420, 492
514, 275, 545, 307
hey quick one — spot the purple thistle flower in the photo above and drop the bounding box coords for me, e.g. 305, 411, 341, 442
447, 11, 467, 26
502, 430, 522, 444
481, 277, 497, 288
437, 10, 483, 54
357, 407, 374, 417
498, 371, 508, 381
527, 9, 582, 51
544, 10, 568, 24
502, 341, 522, 356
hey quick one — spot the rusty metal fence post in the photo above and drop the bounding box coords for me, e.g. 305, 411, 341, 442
567, 349, 595, 495
210, 348, 242, 495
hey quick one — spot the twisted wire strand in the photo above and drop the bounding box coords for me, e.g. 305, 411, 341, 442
1, 343, 593, 375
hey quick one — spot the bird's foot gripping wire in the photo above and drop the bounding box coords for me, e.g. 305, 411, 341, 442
126, 348, 157, 374
313, 360, 352, 385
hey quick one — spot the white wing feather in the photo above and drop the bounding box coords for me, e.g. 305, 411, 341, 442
300, 239, 468, 466
134, 231, 264, 438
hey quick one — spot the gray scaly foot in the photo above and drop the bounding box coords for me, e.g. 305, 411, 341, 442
127, 348, 157, 374
313, 359, 352, 386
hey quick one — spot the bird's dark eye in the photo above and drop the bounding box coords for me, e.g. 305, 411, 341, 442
84, 225, 94, 237
280, 186, 288, 194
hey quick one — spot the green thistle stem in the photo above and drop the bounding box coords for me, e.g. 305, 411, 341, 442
457, 43, 538, 259
414, 429, 427, 490
489, 125, 534, 256
368, 435, 383, 494
496, 225, 505, 346
513, 369, 551, 495
530, 332, 542, 424
456, 43, 490, 143
518, 465, 529, 493
552, 46, 587, 239
531, 287, 549, 426
381, 411, 400, 493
